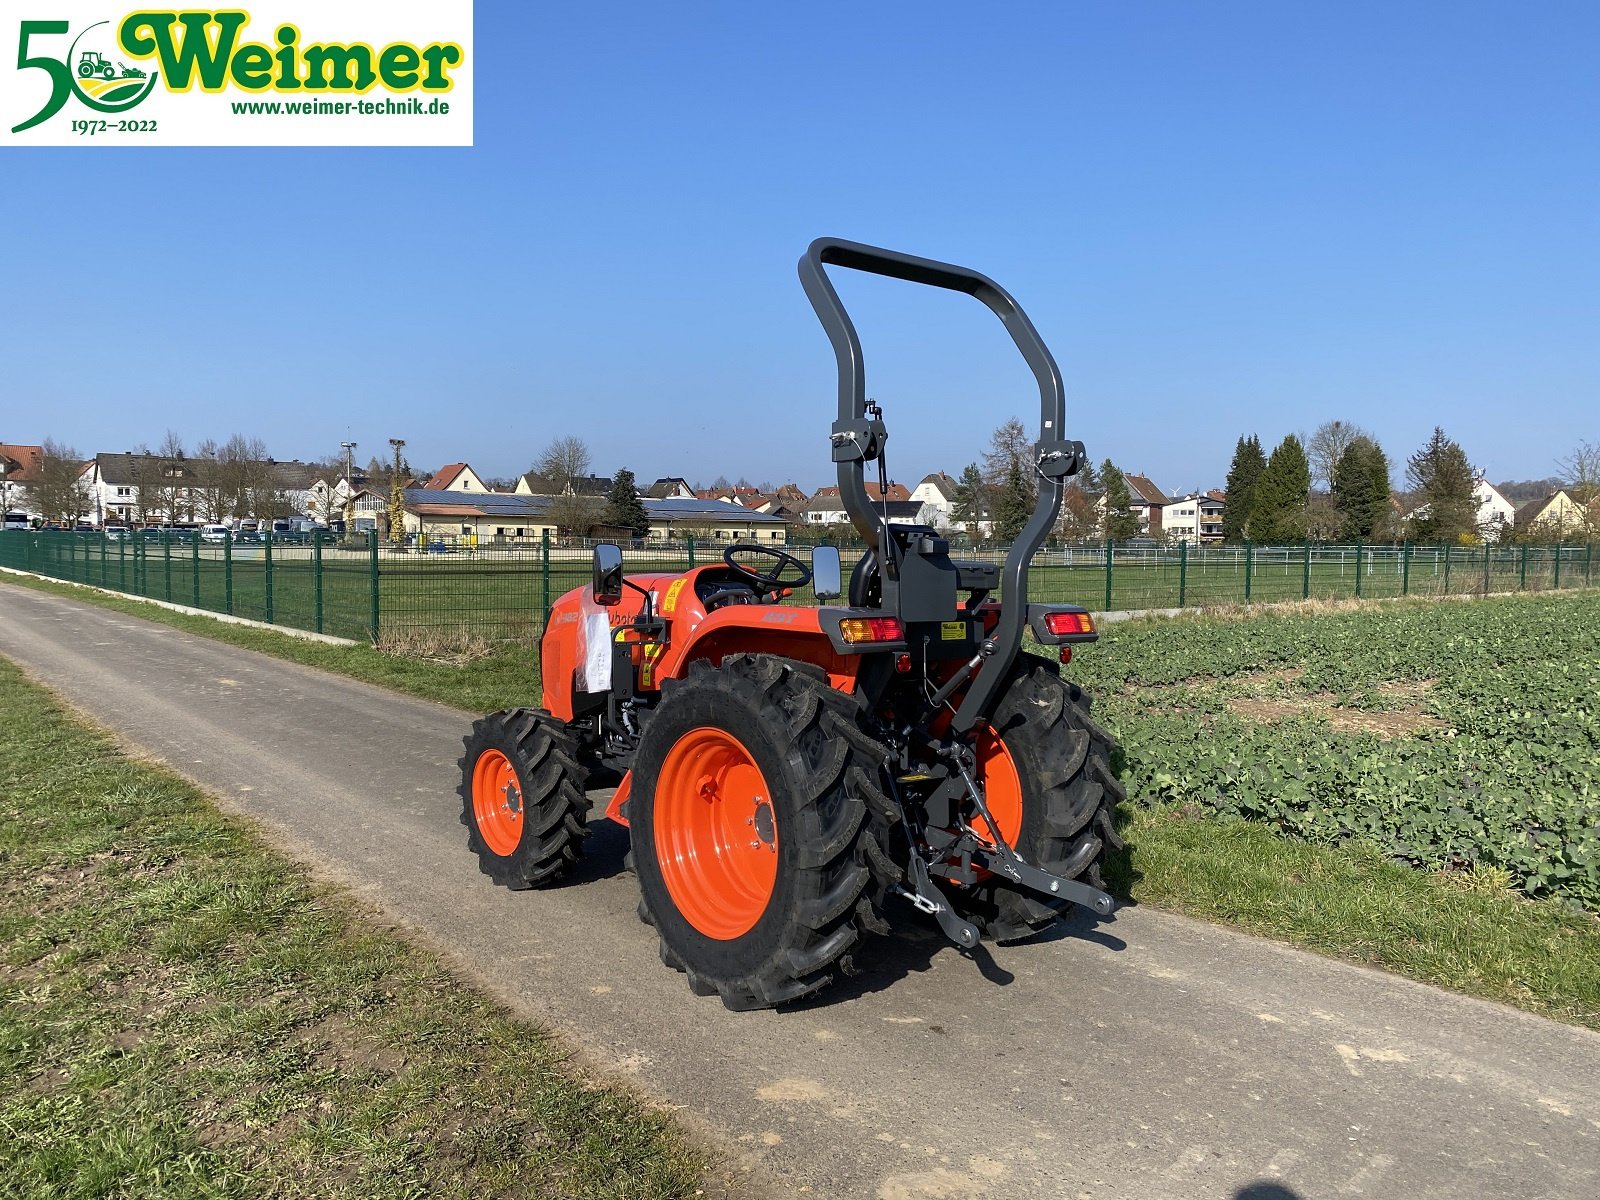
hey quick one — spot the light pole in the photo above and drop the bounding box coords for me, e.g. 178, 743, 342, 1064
340, 440, 357, 528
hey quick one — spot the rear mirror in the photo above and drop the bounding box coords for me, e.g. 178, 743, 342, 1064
592, 543, 624, 606
812, 545, 842, 601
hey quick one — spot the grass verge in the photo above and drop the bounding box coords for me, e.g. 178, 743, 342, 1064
1109, 807, 1600, 1029
0, 654, 711, 1199
4, 571, 1597, 1030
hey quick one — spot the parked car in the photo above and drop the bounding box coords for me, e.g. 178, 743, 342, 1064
104, 526, 130, 541
201, 524, 231, 543
233, 531, 263, 545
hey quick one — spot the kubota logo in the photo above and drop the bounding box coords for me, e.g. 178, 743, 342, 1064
9, 8, 466, 136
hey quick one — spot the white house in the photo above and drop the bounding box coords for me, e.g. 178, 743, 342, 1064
909, 472, 959, 528
1163, 490, 1226, 544
1474, 477, 1515, 540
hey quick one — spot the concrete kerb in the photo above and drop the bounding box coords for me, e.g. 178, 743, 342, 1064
0, 566, 361, 647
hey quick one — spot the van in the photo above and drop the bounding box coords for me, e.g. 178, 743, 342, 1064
201, 524, 231, 543
4, 512, 31, 531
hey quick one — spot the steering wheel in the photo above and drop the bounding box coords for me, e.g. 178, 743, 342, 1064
722, 544, 812, 595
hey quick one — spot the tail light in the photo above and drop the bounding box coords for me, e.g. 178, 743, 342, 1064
839, 617, 905, 644
1043, 610, 1095, 637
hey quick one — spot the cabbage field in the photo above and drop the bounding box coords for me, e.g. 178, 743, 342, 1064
1078, 590, 1600, 912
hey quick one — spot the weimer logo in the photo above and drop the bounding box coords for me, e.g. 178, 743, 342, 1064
4, 4, 473, 147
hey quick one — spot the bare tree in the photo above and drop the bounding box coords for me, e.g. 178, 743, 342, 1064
1558, 438, 1600, 535
1307, 420, 1371, 492
981, 416, 1030, 485
35, 439, 91, 525
533, 436, 592, 490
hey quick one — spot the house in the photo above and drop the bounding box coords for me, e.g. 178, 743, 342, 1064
1163, 490, 1226, 544
514, 472, 612, 497
0, 444, 45, 518
400, 490, 789, 544
909, 472, 960, 527
801, 482, 911, 525
1473, 477, 1516, 540
82, 451, 322, 525
1514, 491, 1586, 538
1124, 474, 1169, 536
644, 476, 695, 499
424, 463, 490, 492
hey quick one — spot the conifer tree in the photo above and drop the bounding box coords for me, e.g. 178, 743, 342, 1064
1250, 435, 1311, 543
1222, 435, 1266, 543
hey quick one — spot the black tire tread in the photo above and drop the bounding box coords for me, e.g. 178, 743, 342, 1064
632, 655, 895, 1009
458, 708, 590, 889
954, 655, 1125, 943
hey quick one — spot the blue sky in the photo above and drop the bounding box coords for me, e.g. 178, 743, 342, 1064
3, 0, 1595, 496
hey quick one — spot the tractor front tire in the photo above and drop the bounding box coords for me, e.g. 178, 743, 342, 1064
459, 708, 590, 889
955, 654, 1125, 942
631, 655, 893, 1010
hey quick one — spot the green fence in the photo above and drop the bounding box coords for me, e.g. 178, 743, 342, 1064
4, 530, 1595, 647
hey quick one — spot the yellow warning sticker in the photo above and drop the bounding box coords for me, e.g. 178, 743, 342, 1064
940, 621, 967, 641
662, 577, 687, 616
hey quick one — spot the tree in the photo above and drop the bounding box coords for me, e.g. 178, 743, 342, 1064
981, 416, 1030, 486
605, 468, 649, 537
34, 439, 90, 525
1558, 439, 1600, 537
1332, 437, 1392, 540
994, 459, 1032, 543
1406, 427, 1476, 543
1307, 420, 1370, 491
532, 436, 592, 491
1221, 435, 1266, 542
1057, 484, 1099, 542
951, 462, 990, 537
1100, 460, 1141, 542
1249, 435, 1311, 543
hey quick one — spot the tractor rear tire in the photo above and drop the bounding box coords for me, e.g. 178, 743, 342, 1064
954, 654, 1124, 943
631, 655, 894, 1010
459, 708, 590, 889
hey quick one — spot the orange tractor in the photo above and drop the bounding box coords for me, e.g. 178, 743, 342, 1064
460, 239, 1123, 1009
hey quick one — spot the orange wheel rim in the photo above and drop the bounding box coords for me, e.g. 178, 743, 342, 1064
472, 748, 524, 857
655, 727, 778, 940
976, 727, 1024, 849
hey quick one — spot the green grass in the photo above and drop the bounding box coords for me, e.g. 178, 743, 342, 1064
1111, 807, 1600, 1028
0, 654, 713, 1199
4, 570, 1598, 1030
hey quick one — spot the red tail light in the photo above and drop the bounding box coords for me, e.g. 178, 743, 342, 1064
839, 617, 905, 644
1043, 610, 1095, 636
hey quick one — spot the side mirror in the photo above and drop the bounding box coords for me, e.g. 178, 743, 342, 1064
812, 545, 842, 601
592, 543, 624, 606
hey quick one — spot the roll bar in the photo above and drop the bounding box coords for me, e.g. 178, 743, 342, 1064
798, 238, 1085, 731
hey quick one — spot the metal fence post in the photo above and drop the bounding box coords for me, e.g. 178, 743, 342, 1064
118, 534, 126, 591
368, 530, 380, 643
1554, 543, 1562, 590
191, 535, 200, 607
99, 535, 108, 587
1303, 540, 1312, 600
541, 529, 552, 617
1587, 542, 1594, 588
687, 535, 696, 569
163, 529, 172, 602
1354, 541, 1363, 598
1401, 541, 1411, 596
1177, 540, 1188, 608
1482, 542, 1491, 594
264, 530, 275, 623
313, 531, 324, 634
1519, 543, 1528, 589
1442, 542, 1451, 595
1104, 539, 1114, 611
1244, 540, 1253, 603
224, 534, 233, 614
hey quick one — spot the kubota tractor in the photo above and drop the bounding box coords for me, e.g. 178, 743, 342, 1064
460, 239, 1124, 1009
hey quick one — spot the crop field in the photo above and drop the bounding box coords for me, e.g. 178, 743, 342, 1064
1078, 589, 1600, 914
